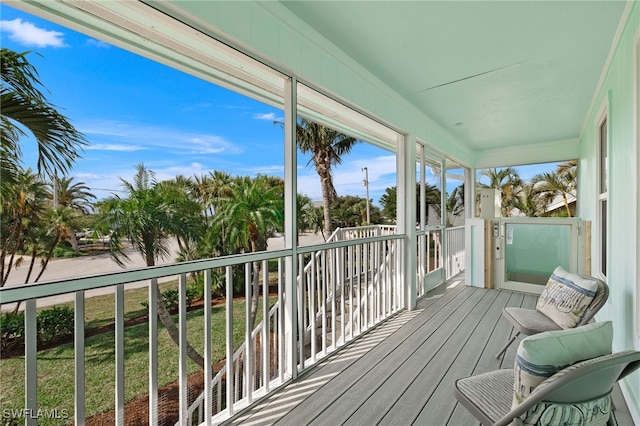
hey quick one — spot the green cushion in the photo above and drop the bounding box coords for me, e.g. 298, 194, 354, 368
536, 266, 599, 329
519, 394, 611, 426
513, 321, 613, 406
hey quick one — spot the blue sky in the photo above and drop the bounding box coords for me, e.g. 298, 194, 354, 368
0, 4, 399, 206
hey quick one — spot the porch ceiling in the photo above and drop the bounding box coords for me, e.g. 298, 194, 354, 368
280, 1, 626, 152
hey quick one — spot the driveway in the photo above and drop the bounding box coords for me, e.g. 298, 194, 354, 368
2, 233, 325, 310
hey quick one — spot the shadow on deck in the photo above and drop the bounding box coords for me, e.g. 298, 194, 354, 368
225, 279, 634, 426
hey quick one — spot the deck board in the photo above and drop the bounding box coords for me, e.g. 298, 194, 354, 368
225, 280, 634, 426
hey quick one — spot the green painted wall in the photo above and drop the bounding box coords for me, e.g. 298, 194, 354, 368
578, 2, 639, 418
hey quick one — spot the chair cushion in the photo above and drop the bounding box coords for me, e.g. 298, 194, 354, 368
518, 394, 612, 426
455, 369, 514, 424
503, 307, 561, 336
536, 266, 600, 329
513, 321, 613, 407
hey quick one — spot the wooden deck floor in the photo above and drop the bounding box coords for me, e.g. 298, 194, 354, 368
225, 279, 634, 426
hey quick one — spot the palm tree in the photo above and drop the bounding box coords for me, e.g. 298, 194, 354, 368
478, 167, 523, 217
50, 176, 96, 214
295, 118, 361, 238
99, 163, 205, 368
379, 186, 397, 222
296, 193, 316, 236
445, 184, 465, 226
531, 161, 577, 217
156, 175, 204, 263
1, 49, 86, 186
212, 176, 283, 328
0, 168, 49, 287
420, 183, 442, 224
511, 183, 546, 217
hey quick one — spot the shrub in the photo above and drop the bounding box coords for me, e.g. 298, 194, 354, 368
141, 285, 199, 312
53, 245, 80, 258
37, 306, 74, 344
0, 311, 25, 351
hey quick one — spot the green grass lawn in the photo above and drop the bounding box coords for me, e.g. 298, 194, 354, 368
0, 284, 275, 425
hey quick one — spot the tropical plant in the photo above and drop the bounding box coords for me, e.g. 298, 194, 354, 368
294, 118, 361, 238
531, 160, 577, 217
379, 183, 441, 224
98, 163, 205, 368
212, 176, 283, 328
477, 167, 523, 217
1, 169, 49, 288
1, 48, 86, 188
445, 183, 465, 226
379, 186, 397, 222
1, 49, 87, 293
296, 193, 316, 236
511, 183, 546, 218
49, 176, 96, 214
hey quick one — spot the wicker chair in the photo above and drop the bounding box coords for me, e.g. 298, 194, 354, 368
455, 350, 640, 426
495, 276, 609, 359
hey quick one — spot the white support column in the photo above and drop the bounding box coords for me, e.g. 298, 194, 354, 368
284, 76, 298, 380
397, 133, 417, 310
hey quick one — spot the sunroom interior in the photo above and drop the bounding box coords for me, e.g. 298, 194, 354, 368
3, 1, 639, 425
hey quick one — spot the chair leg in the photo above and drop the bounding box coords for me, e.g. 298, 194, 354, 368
495, 331, 520, 359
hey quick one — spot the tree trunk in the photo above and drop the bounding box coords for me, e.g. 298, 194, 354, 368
563, 195, 571, 217
320, 174, 333, 238
155, 282, 205, 369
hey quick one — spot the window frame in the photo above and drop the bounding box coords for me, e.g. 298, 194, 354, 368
596, 111, 609, 282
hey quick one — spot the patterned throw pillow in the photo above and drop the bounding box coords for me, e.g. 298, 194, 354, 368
513, 321, 613, 407
518, 395, 612, 426
536, 266, 600, 329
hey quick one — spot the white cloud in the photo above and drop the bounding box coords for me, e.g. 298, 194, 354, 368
0, 18, 66, 48
253, 112, 277, 121
79, 119, 244, 155
85, 38, 110, 49
85, 144, 146, 152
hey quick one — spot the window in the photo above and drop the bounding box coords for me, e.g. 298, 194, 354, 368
598, 117, 608, 278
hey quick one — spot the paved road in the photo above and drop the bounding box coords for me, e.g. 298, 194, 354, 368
2, 233, 325, 310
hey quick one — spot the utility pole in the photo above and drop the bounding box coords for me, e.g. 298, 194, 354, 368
362, 167, 370, 224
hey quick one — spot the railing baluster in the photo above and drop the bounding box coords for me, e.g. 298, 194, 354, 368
339, 246, 345, 345
178, 273, 188, 424
75, 291, 85, 424
262, 259, 269, 393
331, 247, 336, 349
225, 265, 234, 417
348, 245, 354, 340
278, 258, 284, 383
244, 263, 253, 404
321, 250, 327, 353
148, 278, 158, 425
204, 270, 212, 425
25, 299, 37, 426
364, 242, 369, 329
115, 284, 125, 426
297, 253, 305, 371
309, 250, 316, 362
356, 244, 361, 335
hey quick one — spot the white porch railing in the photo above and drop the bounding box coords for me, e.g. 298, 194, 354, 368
415, 225, 465, 298
185, 225, 402, 424
446, 226, 465, 279
0, 224, 463, 425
